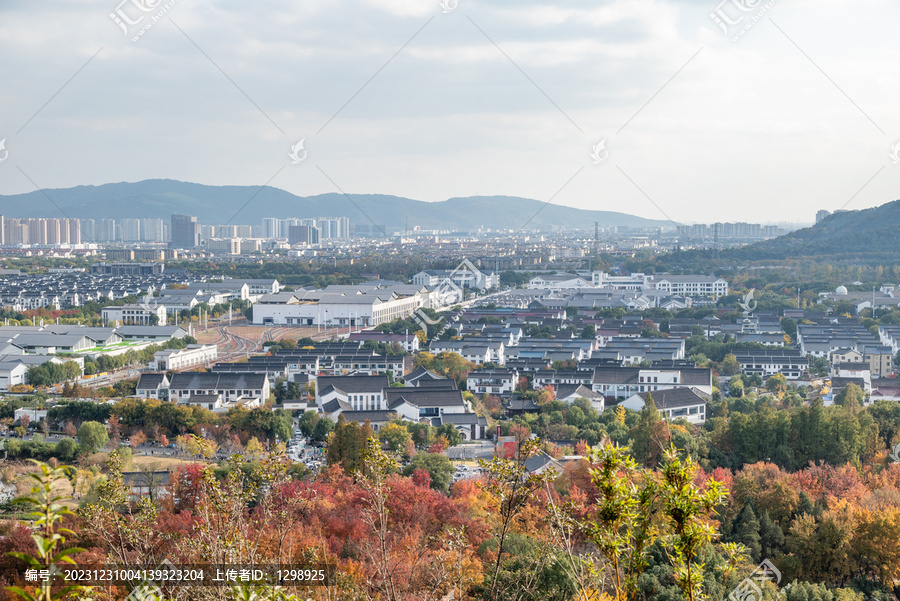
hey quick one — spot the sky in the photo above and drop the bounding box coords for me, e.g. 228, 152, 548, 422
1, 0, 899, 226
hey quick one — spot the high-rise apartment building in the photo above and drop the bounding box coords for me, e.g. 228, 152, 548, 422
140, 219, 165, 242
121, 219, 142, 242
288, 225, 319, 245
170, 214, 199, 249
262, 218, 279, 239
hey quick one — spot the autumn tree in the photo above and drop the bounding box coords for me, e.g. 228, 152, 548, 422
720, 353, 741, 376
106, 415, 122, 445
479, 437, 556, 600
244, 436, 264, 461
328, 416, 375, 473
129, 430, 147, 449
766, 373, 788, 394
378, 422, 413, 456
437, 423, 464, 448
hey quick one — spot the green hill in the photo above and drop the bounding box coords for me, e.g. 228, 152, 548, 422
662, 201, 900, 267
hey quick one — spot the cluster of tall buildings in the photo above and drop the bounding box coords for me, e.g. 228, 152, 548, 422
0, 217, 168, 245
676, 222, 784, 240
261, 217, 350, 241
81, 218, 167, 243
0, 213, 352, 249
168, 215, 351, 250
1, 217, 83, 246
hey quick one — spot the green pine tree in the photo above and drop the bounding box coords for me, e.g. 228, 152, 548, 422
733, 502, 762, 562
796, 491, 816, 518
759, 510, 785, 560
631, 393, 667, 467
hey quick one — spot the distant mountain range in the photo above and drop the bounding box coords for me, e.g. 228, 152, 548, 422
0, 179, 673, 232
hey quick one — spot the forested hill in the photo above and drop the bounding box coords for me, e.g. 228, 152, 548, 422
666, 200, 900, 267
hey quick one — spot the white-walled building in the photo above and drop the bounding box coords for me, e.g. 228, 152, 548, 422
150, 344, 217, 371
102, 303, 167, 326
253, 289, 423, 327
621, 388, 709, 424
466, 368, 517, 395
592, 272, 728, 298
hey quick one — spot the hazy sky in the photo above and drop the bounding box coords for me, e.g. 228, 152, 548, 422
1, 0, 899, 225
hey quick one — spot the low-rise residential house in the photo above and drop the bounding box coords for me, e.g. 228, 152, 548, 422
123, 471, 171, 500
429, 340, 505, 365
466, 368, 517, 395
337, 410, 398, 432
830, 376, 871, 400
591, 366, 713, 400
734, 332, 786, 346
523, 451, 563, 474
348, 331, 420, 353
620, 388, 709, 424
316, 375, 390, 412
862, 345, 894, 378
167, 372, 270, 406
604, 338, 686, 364
831, 348, 864, 365
385, 388, 471, 421
832, 362, 872, 392
504, 358, 551, 374
403, 367, 446, 386
554, 384, 605, 411
0, 361, 29, 390
135, 373, 170, 400
734, 349, 809, 380
330, 354, 404, 378
871, 385, 900, 402
434, 413, 489, 441
533, 370, 592, 389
